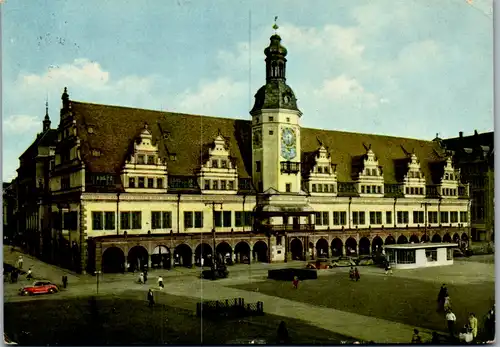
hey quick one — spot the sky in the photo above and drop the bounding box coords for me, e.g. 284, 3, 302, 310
1, 0, 494, 182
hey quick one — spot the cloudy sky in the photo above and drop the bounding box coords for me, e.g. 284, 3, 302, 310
2, 0, 494, 182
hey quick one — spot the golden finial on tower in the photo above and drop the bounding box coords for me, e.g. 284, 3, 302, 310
273, 16, 279, 34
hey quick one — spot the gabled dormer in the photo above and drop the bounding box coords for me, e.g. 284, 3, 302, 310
439, 157, 459, 198
198, 131, 238, 195
121, 123, 168, 193
304, 143, 337, 196
403, 152, 426, 197
353, 146, 384, 197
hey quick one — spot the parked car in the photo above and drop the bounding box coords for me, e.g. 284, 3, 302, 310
332, 257, 357, 267
19, 280, 59, 296
4, 333, 17, 345
357, 257, 374, 266
306, 258, 332, 270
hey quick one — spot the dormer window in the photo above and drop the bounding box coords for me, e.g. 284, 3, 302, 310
317, 167, 323, 174
147, 155, 155, 165
372, 168, 377, 176
137, 155, 145, 165
212, 160, 218, 168
221, 160, 227, 168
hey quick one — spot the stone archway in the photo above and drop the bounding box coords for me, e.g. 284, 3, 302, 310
102, 246, 125, 273
421, 234, 430, 243
216, 242, 233, 264
316, 238, 329, 258
397, 235, 408, 244
443, 233, 452, 242
194, 243, 213, 267
345, 237, 357, 256
174, 243, 192, 267
453, 233, 460, 243
253, 240, 268, 263
409, 234, 419, 244
432, 234, 442, 243
461, 233, 469, 241
234, 241, 251, 263
331, 238, 343, 257
385, 235, 396, 245
127, 245, 148, 272
359, 237, 370, 256
290, 238, 303, 261
371, 236, 383, 253
151, 245, 171, 269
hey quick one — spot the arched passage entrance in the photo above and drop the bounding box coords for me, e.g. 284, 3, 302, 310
316, 238, 329, 258
127, 246, 148, 272
421, 234, 430, 243
331, 238, 343, 257
151, 245, 171, 269
345, 237, 357, 256
453, 233, 460, 243
102, 247, 125, 273
234, 241, 250, 263
290, 238, 303, 260
385, 235, 396, 245
409, 234, 419, 244
397, 235, 408, 244
431, 234, 442, 243
174, 243, 192, 267
371, 236, 383, 253
359, 237, 370, 256
216, 242, 233, 264
461, 233, 469, 241
253, 241, 268, 262
443, 233, 452, 242
195, 243, 213, 267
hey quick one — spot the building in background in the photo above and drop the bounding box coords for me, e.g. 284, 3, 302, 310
6, 31, 471, 274
442, 131, 494, 242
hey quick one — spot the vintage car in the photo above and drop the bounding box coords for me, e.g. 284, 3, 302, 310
19, 280, 59, 296
306, 258, 332, 270
331, 257, 357, 267
357, 257, 374, 266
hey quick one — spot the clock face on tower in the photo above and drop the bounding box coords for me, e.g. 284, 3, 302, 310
281, 127, 297, 160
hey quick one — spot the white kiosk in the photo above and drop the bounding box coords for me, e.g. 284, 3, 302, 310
384, 243, 458, 269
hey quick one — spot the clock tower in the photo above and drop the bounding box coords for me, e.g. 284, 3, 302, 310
250, 28, 302, 194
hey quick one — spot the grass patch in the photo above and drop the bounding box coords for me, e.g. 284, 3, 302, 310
231, 272, 494, 335
5, 290, 352, 345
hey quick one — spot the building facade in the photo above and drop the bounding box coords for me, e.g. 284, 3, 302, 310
442, 131, 494, 242
11, 32, 471, 274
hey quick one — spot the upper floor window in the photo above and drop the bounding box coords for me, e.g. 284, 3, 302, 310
221, 160, 227, 169
212, 159, 218, 168
285, 183, 291, 192
269, 116, 274, 122
256, 161, 261, 173
157, 178, 163, 189
138, 177, 145, 188
146, 155, 156, 165
147, 178, 154, 188
129, 177, 135, 188
137, 155, 145, 165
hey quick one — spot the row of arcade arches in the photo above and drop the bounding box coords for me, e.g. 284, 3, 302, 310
101, 241, 269, 273
291, 232, 469, 259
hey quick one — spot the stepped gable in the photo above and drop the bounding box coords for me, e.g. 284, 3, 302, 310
71, 101, 253, 178
300, 127, 445, 184
71, 100, 446, 184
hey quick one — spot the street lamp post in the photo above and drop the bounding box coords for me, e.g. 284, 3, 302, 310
94, 270, 101, 294
421, 202, 431, 242
205, 202, 223, 270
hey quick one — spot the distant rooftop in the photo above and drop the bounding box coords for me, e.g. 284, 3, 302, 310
384, 243, 458, 249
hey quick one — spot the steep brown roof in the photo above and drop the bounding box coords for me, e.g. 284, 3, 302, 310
71, 101, 446, 184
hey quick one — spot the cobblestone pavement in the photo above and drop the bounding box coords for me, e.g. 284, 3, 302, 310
3, 246, 494, 343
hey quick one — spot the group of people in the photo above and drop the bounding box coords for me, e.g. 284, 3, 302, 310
137, 270, 164, 289
349, 267, 360, 281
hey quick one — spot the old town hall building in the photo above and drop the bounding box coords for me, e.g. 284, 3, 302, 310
11, 32, 471, 274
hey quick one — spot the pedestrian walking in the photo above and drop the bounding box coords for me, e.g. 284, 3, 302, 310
443, 296, 451, 311
384, 263, 393, 275
276, 321, 289, 344
143, 271, 148, 284
354, 267, 360, 282
292, 276, 299, 289
411, 328, 422, 344
158, 276, 164, 289
147, 289, 155, 307
349, 267, 355, 280
467, 312, 478, 339
138, 272, 144, 284
62, 275, 68, 288
17, 256, 23, 270
446, 309, 457, 337
26, 268, 32, 280
485, 307, 495, 341
437, 284, 448, 312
